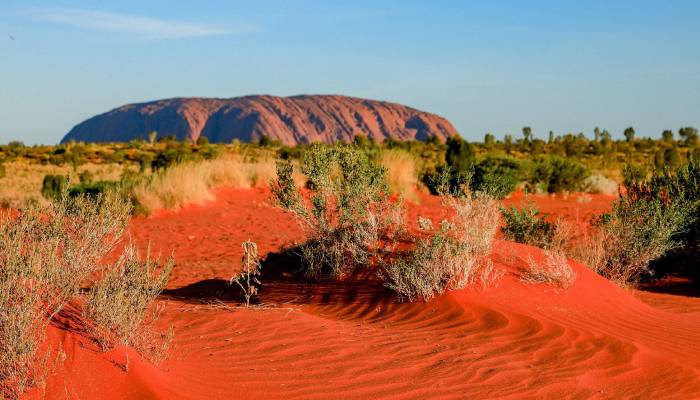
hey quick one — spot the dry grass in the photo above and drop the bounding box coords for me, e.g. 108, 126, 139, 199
230, 240, 262, 307
520, 251, 576, 289
580, 173, 619, 195
83, 243, 174, 359
133, 155, 295, 213
0, 190, 131, 398
381, 150, 419, 201
0, 160, 133, 208
382, 194, 502, 302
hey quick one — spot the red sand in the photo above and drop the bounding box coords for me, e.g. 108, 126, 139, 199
31, 189, 700, 399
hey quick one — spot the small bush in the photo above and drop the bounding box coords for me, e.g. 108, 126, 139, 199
41, 174, 68, 200
83, 244, 174, 357
529, 156, 589, 193
584, 196, 690, 285
501, 203, 555, 248
0, 163, 5, 179
0, 190, 131, 397
230, 240, 262, 307
520, 251, 576, 289
272, 144, 396, 279
471, 156, 520, 199
382, 194, 500, 301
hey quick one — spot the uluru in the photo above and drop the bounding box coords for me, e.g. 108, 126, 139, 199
61, 95, 459, 145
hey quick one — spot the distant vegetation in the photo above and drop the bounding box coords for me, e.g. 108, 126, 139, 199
1, 126, 698, 209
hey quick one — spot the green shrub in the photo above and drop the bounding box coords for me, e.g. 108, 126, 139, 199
41, 175, 68, 200
471, 156, 520, 199
622, 157, 700, 260
271, 144, 395, 279
587, 196, 690, 285
501, 203, 555, 248
529, 156, 589, 193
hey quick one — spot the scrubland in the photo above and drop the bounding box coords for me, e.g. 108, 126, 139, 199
1, 131, 699, 398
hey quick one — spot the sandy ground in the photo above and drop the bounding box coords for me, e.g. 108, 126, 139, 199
30, 189, 700, 399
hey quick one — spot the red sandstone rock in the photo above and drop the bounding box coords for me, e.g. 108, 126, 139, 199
62, 95, 458, 144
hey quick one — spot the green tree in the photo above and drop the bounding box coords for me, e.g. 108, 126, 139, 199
594, 127, 601, 142
662, 130, 674, 143
522, 126, 532, 144
445, 136, 474, 175
624, 126, 636, 143
679, 126, 699, 147
484, 133, 495, 148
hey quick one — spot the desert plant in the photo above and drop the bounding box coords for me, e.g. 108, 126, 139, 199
0, 163, 5, 179
272, 144, 395, 279
0, 189, 130, 398
528, 156, 589, 193
501, 203, 555, 248
583, 196, 690, 285
231, 240, 262, 307
471, 156, 520, 199
83, 244, 174, 356
41, 174, 67, 200
134, 155, 278, 213
0, 270, 47, 399
381, 149, 418, 200
382, 193, 501, 301
520, 251, 576, 289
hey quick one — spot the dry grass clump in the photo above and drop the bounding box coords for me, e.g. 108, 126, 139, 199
133, 155, 284, 213
580, 173, 618, 195
382, 194, 501, 302
381, 149, 419, 201
520, 251, 576, 289
0, 275, 47, 399
0, 190, 131, 398
83, 244, 173, 358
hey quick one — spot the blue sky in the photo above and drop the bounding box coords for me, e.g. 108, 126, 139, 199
1, 0, 699, 144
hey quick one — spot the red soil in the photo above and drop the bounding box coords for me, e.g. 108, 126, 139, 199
31, 189, 700, 399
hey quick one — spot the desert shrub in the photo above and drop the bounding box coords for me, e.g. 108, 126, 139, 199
382, 194, 501, 301
151, 146, 192, 171
471, 156, 520, 199
520, 251, 576, 289
0, 269, 47, 399
501, 203, 555, 248
625, 157, 700, 245
0, 163, 5, 179
83, 244, 173, 357
230, 240, 262, 307
138, 152, 154, 173
529, 156, 589, 193
41, 174, 68, 200
272, 144, 398, 279
584, 197, 690, 285
0, 190, 130, 397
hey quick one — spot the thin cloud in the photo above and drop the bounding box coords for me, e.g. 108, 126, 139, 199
33, 9, 254, 39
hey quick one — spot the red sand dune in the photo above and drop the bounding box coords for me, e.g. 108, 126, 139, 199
31, 189, 700, 399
